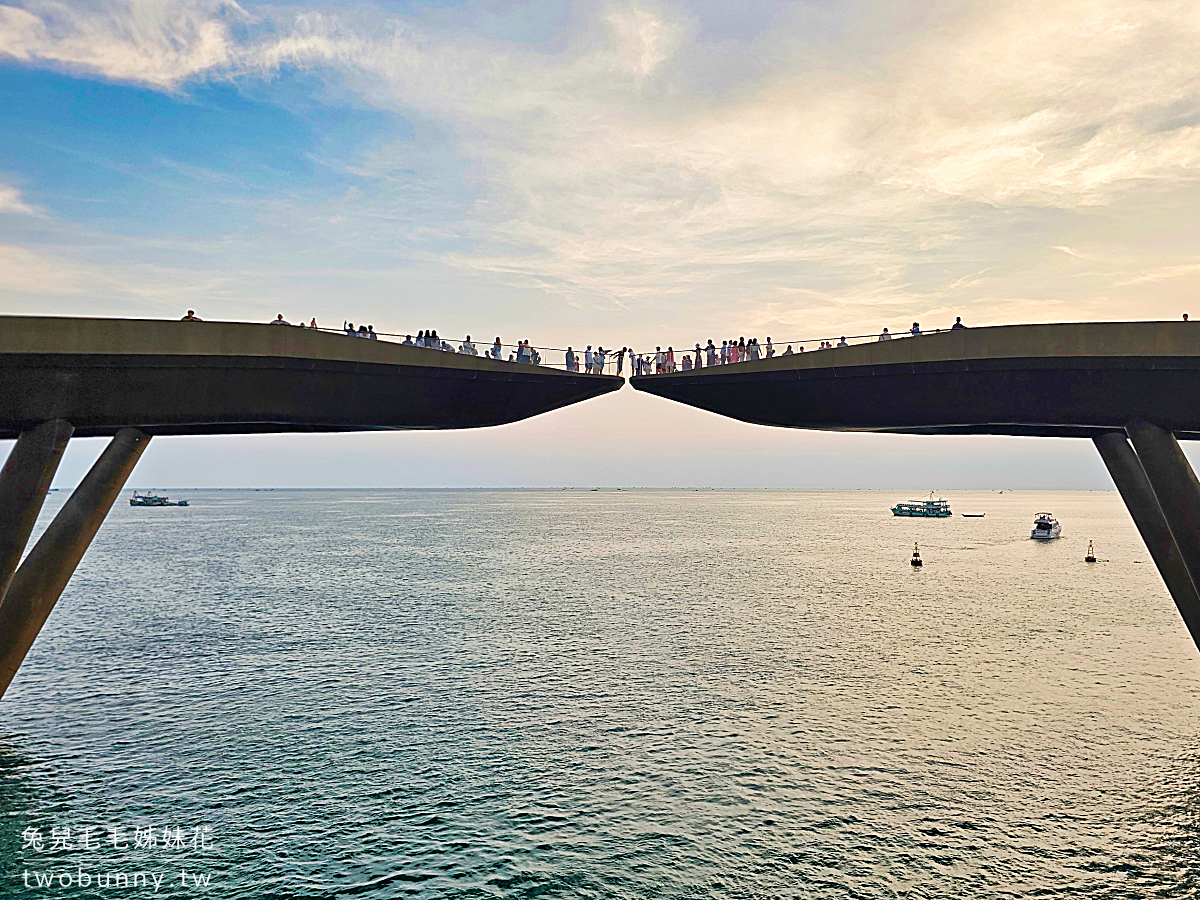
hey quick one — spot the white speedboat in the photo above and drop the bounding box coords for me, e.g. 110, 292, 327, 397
1030, 513, 1061, 540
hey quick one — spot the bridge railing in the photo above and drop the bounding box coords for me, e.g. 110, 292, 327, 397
309, 326, 629, 376
629, 326, 961, 374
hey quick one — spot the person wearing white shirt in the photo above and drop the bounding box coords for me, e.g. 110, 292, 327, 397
878, 328, 892, 341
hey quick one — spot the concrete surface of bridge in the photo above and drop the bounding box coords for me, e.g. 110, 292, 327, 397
0, 316, 621, 699
632, 321, 1200, 655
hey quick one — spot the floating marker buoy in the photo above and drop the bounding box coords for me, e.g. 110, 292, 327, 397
1085, 539, 1097, 563
911, 542, 923, 567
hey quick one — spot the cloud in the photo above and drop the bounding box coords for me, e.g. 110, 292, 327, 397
0, 0, 245, 88
0, 182, 35, 214
4, 0, 1200, 323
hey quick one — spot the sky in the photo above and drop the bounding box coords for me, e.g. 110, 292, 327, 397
2, 0, 1200, 487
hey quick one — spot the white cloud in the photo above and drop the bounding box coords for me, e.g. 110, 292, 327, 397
4, 0, 1200, 326
0, 0, 245, 88
0, 182, 35, 214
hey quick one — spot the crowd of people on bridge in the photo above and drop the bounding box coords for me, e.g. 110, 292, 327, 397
178, 309, 977, 378
628, 317, 971, 374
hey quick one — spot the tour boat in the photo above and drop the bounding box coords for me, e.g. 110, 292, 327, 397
892, 492, 952, 517
1030, 513, 1061, 540
130, 491, 189, 507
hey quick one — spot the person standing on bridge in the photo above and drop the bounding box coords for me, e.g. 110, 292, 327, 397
878, 327, 891, 341
837, 336, 848, 347
491, 337, 503, 360
766, 337, 774, 357
694, 343, 703, 368
459, 335, 477, 355
951, 317, 966, 330
910, 322, 921, 336
271, 314, 291, 325
706, 340, 717, 366
181, 310, 202, 321
584, 345, 594, 373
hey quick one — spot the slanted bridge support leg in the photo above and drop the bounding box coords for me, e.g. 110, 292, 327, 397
0, 420, 74, 601
1125, 420, 1200, 602
1093, 431, 1200, 649
0, 428, 150, 701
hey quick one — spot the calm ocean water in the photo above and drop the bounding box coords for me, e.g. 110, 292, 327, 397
1, 489, 1198, 898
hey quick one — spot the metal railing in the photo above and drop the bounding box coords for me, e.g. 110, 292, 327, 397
208, 316, 965, 377
309, 323, 629, 376
631, 325, 964, 374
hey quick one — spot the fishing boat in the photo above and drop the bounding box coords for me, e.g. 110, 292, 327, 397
892, 492, 952, 517
1030, 513, 1061, 540
129, 491, 188, 507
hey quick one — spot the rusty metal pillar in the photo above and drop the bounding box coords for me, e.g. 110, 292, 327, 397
0, 428, 150, 700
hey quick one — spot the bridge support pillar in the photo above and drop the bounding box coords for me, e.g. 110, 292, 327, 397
0, 420, 74, 601
1093, 431, 1200, 648
0, 428, 150, 701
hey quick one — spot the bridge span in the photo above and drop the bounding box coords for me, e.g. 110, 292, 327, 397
0, 316, 621, 699
632, 321, 1200, 655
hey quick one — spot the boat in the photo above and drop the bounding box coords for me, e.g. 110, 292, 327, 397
130, 491, 188, 507
910, 543, 923, 567
892, 492, 952, 517
1030, 512, 1061, 540
961, 513, 986, 518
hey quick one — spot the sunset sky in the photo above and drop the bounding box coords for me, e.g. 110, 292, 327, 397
3, 0, 1199, 487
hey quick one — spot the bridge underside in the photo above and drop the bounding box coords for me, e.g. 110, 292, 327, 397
0, 317, 622, 699
632, 322, 1200, 657
630, 355, 1200, 438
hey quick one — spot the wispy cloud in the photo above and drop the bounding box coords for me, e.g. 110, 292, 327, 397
0, 181, 35, 214
3, 0, 1200, 330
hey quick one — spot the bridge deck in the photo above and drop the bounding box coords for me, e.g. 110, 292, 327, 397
630, 322, 1200, 438
0, 317, 621, 437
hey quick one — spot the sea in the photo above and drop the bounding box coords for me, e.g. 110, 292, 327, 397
1, 489, 1198, 899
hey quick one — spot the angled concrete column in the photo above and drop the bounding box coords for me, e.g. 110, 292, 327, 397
1094, 432, 1200, 648
0, 428, 150, 700
0, 420, 74, 601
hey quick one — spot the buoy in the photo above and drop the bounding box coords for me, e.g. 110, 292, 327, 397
911, 542, 923, 567
1085, 540, 1097, 563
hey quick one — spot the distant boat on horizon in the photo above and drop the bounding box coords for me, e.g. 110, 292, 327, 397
892, 492, 952, 517
130, 491, 188, 507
